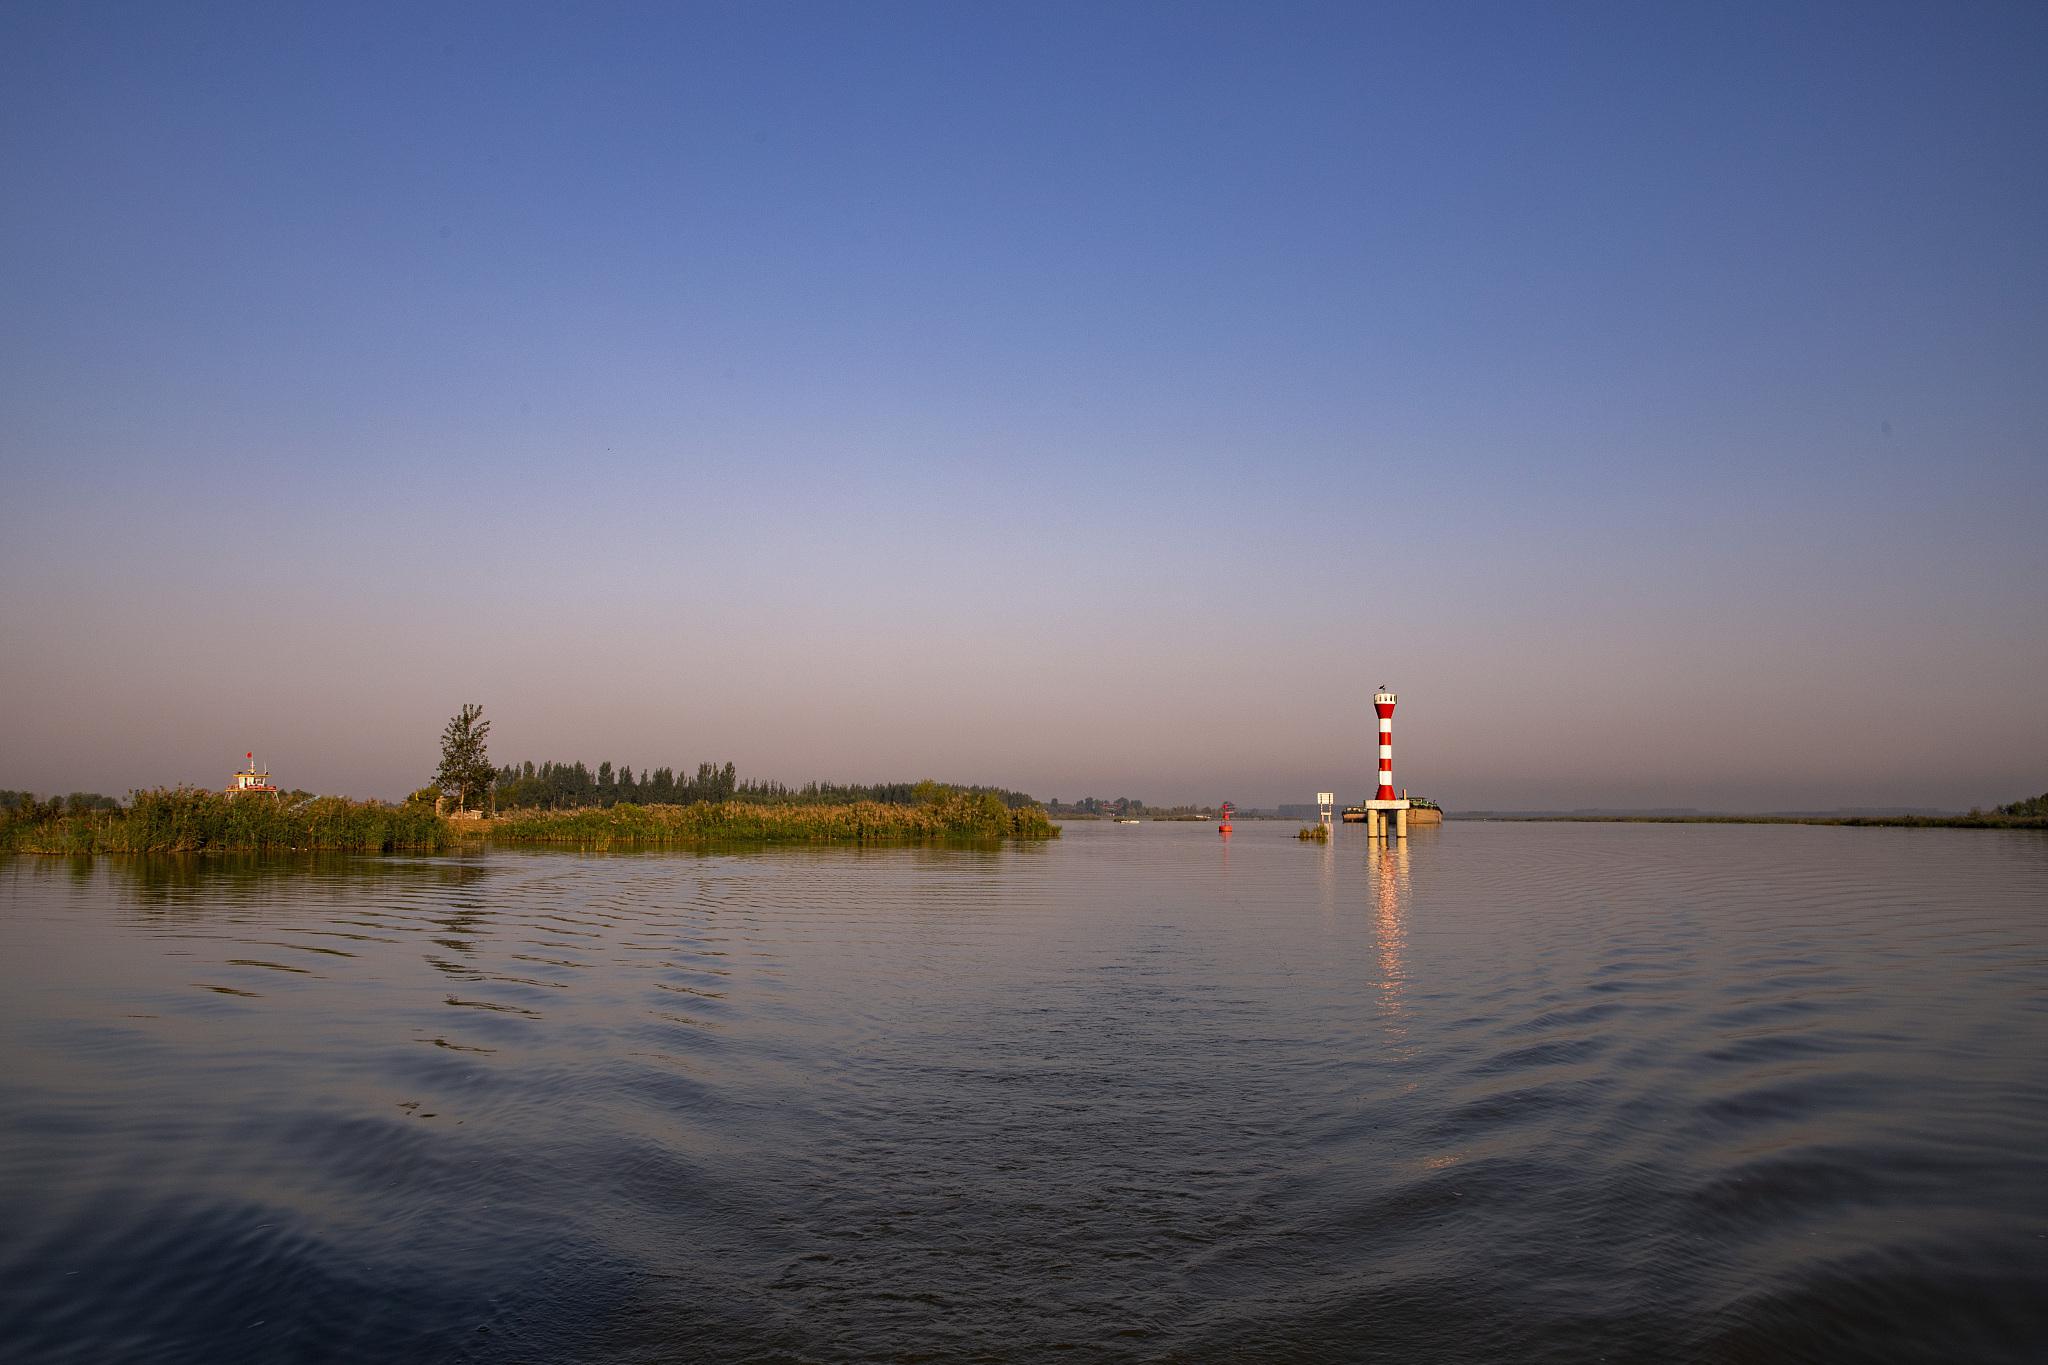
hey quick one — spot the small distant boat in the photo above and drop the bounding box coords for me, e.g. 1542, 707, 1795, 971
1114, 817, 1141, 825
226, 752, 278, 798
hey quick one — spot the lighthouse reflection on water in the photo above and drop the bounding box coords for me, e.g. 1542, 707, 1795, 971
1370, 835, 1412, 1027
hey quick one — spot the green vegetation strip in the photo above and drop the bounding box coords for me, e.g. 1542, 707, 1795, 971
488, 794, 1059, 847
2, 789, 1061, 855
1, 789, 448, 855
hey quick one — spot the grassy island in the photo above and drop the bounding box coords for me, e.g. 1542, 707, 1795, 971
489, 792, 1059, 848
0, 788, 1059, 855
0, 788, 448, 855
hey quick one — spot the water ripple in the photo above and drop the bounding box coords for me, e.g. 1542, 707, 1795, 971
2, 825, 2046, 1361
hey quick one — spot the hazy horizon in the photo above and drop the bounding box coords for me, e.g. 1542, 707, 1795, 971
4, 4, 2044, 813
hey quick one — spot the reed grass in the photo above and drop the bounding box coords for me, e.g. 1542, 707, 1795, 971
1297, 823, 1331, 841
0, 787, 1060, 856
490, 793, 1059, 848
0, 788, 448, 854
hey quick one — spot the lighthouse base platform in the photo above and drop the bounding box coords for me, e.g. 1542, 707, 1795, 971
1361, 799, 1411, 840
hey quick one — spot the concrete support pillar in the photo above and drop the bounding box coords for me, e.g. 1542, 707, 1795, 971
1366, 809, 1381, 839
1396, 807, 1408, 839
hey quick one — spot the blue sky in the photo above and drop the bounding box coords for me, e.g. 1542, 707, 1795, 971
2, 2, 2044, 809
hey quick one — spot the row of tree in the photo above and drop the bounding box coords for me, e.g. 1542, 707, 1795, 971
488, 759, 1039, 812
490, 759, 739, 810
1043, 797, 1221, 818
426, 704, 1044, 815
1047, 796, 1152, 817
1, 790, 122, 819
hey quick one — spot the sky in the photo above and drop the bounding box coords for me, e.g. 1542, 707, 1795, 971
2, 1, 2044, 811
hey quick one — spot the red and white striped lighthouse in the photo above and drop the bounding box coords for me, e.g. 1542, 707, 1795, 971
1373, 688, 1398, 800
1364, 686, 1408, 839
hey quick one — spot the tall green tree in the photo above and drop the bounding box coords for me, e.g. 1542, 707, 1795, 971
435, 703, 495, 813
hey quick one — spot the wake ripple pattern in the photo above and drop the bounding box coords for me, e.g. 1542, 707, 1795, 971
1, 823, 2044, 1362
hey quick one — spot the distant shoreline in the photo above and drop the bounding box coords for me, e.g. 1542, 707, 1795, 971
1456, 813, 2048, 830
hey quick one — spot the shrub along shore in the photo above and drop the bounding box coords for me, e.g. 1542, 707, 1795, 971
488, 793, 1059, 847
1, 787, 1059, 855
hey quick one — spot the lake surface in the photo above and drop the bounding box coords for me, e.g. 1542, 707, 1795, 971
3, 820, 2046, 1363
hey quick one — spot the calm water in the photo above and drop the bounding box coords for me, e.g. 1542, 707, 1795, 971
3, 821, 2046, 1363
